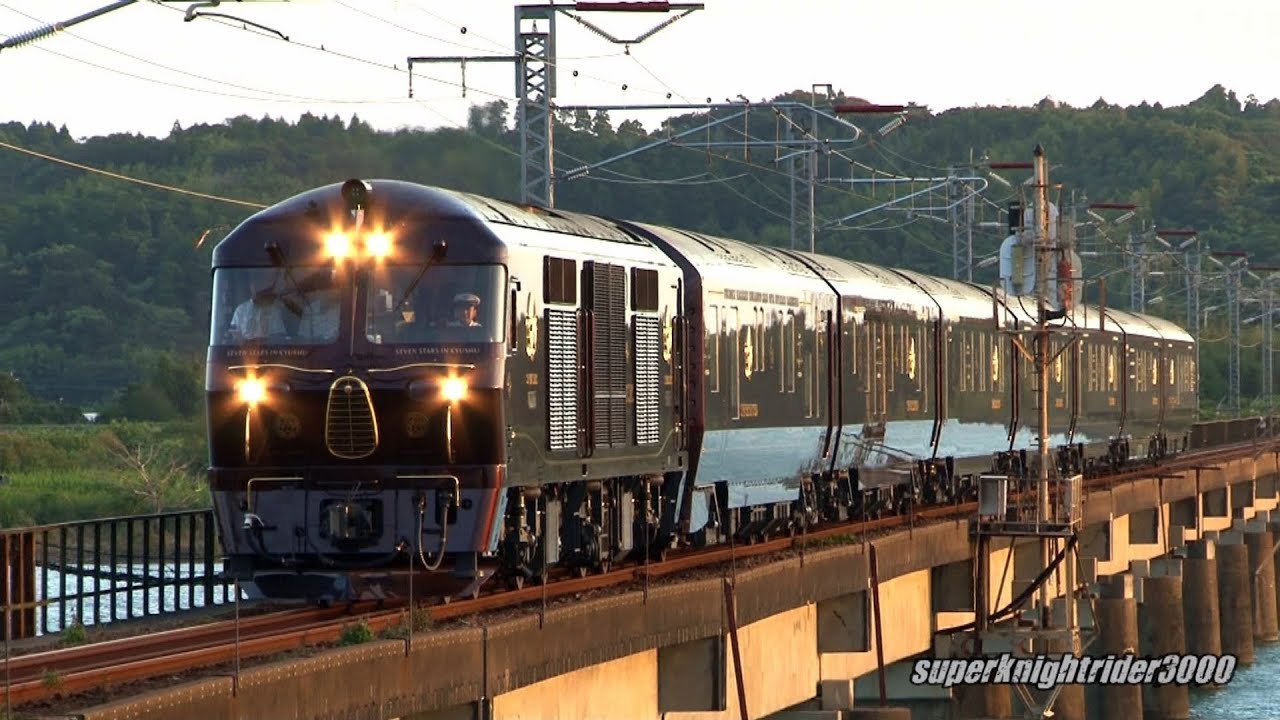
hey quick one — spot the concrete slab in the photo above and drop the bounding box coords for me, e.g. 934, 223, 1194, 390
492, 649, 658, 720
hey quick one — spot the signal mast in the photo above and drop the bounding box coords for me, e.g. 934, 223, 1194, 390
969, 145, 1089, 719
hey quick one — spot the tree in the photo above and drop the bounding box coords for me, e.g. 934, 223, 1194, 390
101, 426, 204, 513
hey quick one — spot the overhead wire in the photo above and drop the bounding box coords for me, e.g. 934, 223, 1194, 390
332, 0, 507, 56
137, 0, 935, 216
0, 2, 411, 105
4, 1, 970, 249
139, 1, 523, 104
0, 137, 268, 208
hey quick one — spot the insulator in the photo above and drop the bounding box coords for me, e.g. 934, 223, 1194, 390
2, 24, 59, 50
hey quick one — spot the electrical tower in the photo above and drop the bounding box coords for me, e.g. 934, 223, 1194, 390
408, 2, 704, 208
945, 155, 982, 282
1211, 251, 1249, 415
1252, 267, 1280, 415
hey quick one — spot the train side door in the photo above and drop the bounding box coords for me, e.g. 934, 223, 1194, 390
671, 278, 687, 451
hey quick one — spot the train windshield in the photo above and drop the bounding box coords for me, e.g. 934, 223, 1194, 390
366, 264, 505, 345
210, 266, 342, 347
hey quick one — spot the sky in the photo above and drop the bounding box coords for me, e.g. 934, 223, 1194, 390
1, 0, 1279, 141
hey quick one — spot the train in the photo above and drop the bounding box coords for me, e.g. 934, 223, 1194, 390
204, 178, 1197, 602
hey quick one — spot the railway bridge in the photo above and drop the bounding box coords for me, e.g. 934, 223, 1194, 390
38, 420, 1279, 720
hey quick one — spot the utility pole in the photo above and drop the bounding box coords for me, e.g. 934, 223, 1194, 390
950, 156, 979, 282
1254, 268, 1280, 413
1033, 146, 1053, 630
1212, 251, 1249, 415
1154, 228, 1200, 413
966, 146, 1089, 719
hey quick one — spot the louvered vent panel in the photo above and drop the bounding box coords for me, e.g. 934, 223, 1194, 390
326, 376, 378, 459
590, 263, 628, 448
546, 308, 578, 451
634, 315, 661, 445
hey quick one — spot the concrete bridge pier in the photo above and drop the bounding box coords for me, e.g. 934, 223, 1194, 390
1244, 520, 1279, 642
954, 681, 1012, 720
1180, 539, 1222, 659
1210, 531, 1256, 665
1137, 560, 1189, 720
1268, 520, 1280, 626
1090, 575, 1142, 720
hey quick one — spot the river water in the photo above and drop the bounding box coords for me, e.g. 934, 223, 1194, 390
24, 564, 236, 636
1189, 642, 1280, 719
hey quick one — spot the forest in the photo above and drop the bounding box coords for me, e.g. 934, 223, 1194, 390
1, 83, 1278, 422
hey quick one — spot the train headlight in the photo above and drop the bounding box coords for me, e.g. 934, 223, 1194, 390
324, 232, 352, 259
365, 232, 392, 260
441, 377, 467, 403
237, 378, 267, 406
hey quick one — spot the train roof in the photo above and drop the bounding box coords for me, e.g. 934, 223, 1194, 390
627, 222, 833, 297
780, 251, 940, 319
1130, 312, 1195, 344
213, 180, 660, 265
439, 189, 649, 246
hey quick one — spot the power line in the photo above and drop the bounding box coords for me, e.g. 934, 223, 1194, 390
332, 0, 506, 57
0, 1, 413, 105
0, 137, 268, 208
31, 42, 416, 105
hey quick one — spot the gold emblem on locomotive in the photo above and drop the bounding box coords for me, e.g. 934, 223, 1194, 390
524, 294, 538, 361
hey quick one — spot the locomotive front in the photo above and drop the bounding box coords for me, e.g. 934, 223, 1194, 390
206, 180, 509, 601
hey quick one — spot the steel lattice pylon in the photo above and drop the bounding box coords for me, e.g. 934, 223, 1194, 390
1228, 264, 1242, 415
515, 6, 556, 208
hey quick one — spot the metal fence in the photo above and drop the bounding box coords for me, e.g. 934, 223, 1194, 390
2, 509, 237, 639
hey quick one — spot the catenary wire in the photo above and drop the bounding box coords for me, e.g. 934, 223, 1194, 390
0, 138, 268, 208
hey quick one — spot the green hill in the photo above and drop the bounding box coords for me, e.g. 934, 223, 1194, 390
1, 84, 1277, 418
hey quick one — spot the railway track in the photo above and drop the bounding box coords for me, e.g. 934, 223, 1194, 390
5, 437, 1275, 709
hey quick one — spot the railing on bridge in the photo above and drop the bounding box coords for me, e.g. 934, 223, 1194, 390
1, 509, 237, 639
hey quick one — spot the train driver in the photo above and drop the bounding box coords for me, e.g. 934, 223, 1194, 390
448, 292, 483, 328
230, 277, 287, 342
300, 288, 340, 342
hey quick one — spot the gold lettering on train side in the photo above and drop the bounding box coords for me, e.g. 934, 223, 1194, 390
1109, 396, 1117, 407
525, 295, 538, 361
739, 403, 759, 418
1055, 398, 1065, 408
991, 398, 1002, 410
526, 373, 538, 386
662, 308, 672, 364
1152, 396, 1159, 406
907, 336, 917, 381
906, 399, 920, 412
664, 373, 672, 386
723, 288, 800, 307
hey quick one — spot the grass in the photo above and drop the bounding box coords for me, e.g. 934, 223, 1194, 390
379, 608, 433, 640
338, 620, 374, 646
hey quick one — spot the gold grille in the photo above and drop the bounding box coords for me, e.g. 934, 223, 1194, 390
325, 376, 379, 459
